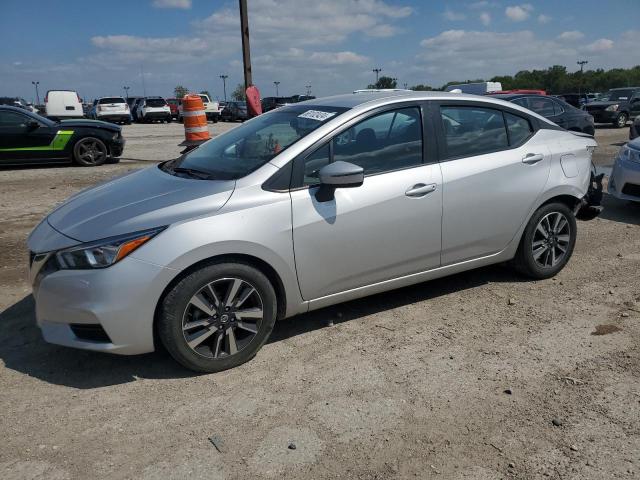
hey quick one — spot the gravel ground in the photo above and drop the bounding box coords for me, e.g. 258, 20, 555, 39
0, 124, 639, 480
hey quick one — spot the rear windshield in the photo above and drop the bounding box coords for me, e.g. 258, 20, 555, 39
146, 98, 167, 107
99, 97, 125, 104
163, 105, 348, 180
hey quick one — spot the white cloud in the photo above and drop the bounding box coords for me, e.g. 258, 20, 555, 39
469, 1, 499, 9
585, 38, 614, 53
557, 31, 584, 42
444, 9, 466, 21
537, 14, 551, 24
480, 12, 491, 26
505, 4, 533, 22
152, 0, 191, 9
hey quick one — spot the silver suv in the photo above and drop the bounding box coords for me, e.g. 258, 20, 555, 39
28, 91, 599, 372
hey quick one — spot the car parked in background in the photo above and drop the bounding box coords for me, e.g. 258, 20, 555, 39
26, 91, 600, 372
166, 98, 180, 120
136, 97, 172, 123
127, 97, 142, 116
45, 90, 83, 120
131, 98, 145, 122
90, 97, 131, 125
608, 137, 640, 202
0, 105, 124, 166
220, 101, 248, 122
584, 87, 640, 128
493, 93, 595, 135
198, 94, 220, 122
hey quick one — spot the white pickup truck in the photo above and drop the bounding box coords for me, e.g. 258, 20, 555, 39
178, 93, 220, 123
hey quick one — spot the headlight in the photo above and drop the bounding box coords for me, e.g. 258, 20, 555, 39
56, 227, 164, 269
605, 104, 620, 112
618, 145, 640, 164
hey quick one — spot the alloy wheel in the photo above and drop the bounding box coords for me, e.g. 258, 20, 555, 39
617, 114, 628, 128
182, 277, 264, 359
531, 212, 571, 268
76, 138, 107, 165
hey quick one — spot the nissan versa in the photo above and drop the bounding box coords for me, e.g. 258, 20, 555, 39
28, 91, 600, 372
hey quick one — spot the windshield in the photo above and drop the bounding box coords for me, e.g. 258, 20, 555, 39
99, 97, 125, 104
165, 105, 348, 180
601, 90, 633, 101
199, 95, 209, 103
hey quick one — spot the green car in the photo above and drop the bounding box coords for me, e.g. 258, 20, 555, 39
0, 105, 125, 166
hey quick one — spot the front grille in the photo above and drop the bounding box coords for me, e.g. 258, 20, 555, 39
621, 183, 640, 197
70, 324, 112, 343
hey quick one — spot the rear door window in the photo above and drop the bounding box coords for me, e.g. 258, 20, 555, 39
440, 106, 508, 158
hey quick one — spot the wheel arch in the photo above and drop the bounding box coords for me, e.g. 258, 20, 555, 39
153, 253, 289, 349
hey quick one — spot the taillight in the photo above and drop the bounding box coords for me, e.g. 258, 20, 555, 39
77, 94, 81, 102
44, 94, 48, 102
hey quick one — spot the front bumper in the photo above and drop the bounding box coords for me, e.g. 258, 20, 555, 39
109, 137, 125, 157
587, 110, 618, 124
608, 153, 640, 202
32, 255, 176, 355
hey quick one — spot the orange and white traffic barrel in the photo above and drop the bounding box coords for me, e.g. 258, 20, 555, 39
181, 94, 210, 142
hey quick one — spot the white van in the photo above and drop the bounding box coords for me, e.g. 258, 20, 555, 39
45, 90, 83, 119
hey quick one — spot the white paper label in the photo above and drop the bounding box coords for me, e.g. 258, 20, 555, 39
298, 110, 337, 121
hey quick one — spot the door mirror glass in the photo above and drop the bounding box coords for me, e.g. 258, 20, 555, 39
318, 161, 364, 187
27, 120, 39, 131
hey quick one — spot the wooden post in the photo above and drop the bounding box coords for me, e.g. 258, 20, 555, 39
239, 0, 252, 91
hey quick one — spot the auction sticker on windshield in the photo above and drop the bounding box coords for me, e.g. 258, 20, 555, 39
298, 110, 337, 121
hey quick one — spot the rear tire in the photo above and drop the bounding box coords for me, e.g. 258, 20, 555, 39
513, 202, 577, 279
158, 262, 277, 373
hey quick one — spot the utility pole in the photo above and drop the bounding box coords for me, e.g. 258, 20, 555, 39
305, 84, 312, 96
239, 0, 253, 91
372, 68, 382, 83
140, 64, 147, 97
123, 86, 130, 100
274, 81, 280, 97
577, 60, 588, 99
31, 81, 40, 105
219, 75, 228, 102
403, 82, 408, 89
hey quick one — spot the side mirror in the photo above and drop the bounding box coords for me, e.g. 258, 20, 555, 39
315, 161, 364, 202
26, 121, 39, 131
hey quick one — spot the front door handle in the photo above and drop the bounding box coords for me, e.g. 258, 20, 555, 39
522, 153, 544, 165
405, 183, 437, 197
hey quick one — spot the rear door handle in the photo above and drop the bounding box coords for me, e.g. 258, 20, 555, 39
405, 183, 437, 197
522, 153, 544, 165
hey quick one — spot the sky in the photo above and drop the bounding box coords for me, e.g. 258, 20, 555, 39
2, 0, 639, 103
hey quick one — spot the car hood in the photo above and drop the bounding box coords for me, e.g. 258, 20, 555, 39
586, 100, 626, 107
47, 165, 235, 242
58, 118, 121, 131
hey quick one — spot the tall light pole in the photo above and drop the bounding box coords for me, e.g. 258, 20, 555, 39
219, 75, 228, 102
274, 81, 280, 97
305, 84, 312, 96
123, 86, 130, 100
372, 68, 382, 84
577, 60, 588, 98
239, 0, 253, 91
31, 81, 40, 105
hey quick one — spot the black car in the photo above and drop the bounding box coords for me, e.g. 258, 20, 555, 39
584, 87, 640, 128
492, 94, 595, 135
0, 105, 124, 167
220, 101, 248, 122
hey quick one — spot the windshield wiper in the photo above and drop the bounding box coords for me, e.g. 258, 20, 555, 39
171, 167, 215, 180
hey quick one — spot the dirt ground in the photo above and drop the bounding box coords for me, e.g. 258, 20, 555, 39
0, 123, 639, 480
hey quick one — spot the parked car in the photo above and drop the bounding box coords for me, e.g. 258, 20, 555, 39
44, 90, 83, 120
127, 96, 142, 115
131, 98, 145, 122
26, 91, 601, 372
90, 96, 131, 125
136, 96, 172, 123
608, 137, 640, 202
630, 115, 640, 140
583, 87, 640, 128
166, 98, 180, 120
261, 96, 294, 112
0, 105, 124, 166
493, 93, 595, 135
220, 101, 248, 122
445, 82, 502, 95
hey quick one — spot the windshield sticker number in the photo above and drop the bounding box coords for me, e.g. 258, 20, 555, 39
298, 110, 337, 122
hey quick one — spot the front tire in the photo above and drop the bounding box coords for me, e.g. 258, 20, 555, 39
158, 262, 277, 373
513, 202, 577, 279
73, 137, 108, 166
615, 113, 628, 128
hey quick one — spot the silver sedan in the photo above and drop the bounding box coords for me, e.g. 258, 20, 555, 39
28, 91, 600, 372
608, 137, 640, 202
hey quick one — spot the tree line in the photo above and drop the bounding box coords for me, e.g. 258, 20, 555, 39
370, 65, 640, 94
